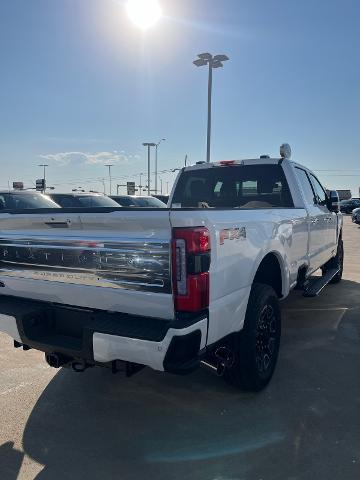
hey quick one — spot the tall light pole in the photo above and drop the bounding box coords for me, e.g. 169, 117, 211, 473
155, 138, 165, 194
105, 164, 114, 195
193, 53, 229, 163
142, 142, 156, 196
38, 164, 48, 193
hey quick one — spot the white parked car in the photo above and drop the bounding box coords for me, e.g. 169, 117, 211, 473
0, 145, 343, 391
0, 190, 59, 210
352, 207, 360, 224
48, 192, 120, 208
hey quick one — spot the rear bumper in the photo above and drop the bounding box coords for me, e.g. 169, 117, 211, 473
0, 295, 208, 373
93, 321, 207, 372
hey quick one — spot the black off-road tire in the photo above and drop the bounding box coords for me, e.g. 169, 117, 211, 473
321, 238, 344, 284
224, 283, 281, 391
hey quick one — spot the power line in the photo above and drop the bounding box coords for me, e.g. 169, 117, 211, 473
314, 169, 360, 172
48, 168, 181, 187
317, 174, 360, 177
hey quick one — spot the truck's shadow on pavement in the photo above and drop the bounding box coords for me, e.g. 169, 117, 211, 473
0, 442, 24, 480
21, 280, 360, 480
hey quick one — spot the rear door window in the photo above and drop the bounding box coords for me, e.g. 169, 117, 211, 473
171, 164, 293, 208
309, 174, 327, 207
76, 196, 118, 207
52, 196, 77, 207
294, 168, 316, 205
115, 197, 137, 206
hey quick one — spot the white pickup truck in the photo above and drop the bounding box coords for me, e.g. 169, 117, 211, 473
0, 145, 343, 391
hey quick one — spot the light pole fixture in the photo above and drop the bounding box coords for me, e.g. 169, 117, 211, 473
155, 138, 165, 194
142, 142, 156, 195
38, 164, 48, 193
193, 52, 229, 163
105, 164, 114, 195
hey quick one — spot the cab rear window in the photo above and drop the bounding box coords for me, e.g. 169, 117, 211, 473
171, 165, 293, 208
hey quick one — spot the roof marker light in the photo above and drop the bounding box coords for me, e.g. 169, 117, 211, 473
280, 143, 292, 159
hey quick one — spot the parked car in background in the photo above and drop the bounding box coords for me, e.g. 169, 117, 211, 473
153, 194, 169, 204
111, 195, 166, 208
352, 207, 360, 224
48, 192, 120, 208
0, 190, 59, 210
340, 198, 360, 214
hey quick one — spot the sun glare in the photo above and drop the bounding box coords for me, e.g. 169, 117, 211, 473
126, 0, 162, 30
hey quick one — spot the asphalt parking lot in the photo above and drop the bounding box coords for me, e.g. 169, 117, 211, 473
0, 217, 359, 480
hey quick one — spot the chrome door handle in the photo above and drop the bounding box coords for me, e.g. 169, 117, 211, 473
44, 221, 69, 228
44, 217, 71, 228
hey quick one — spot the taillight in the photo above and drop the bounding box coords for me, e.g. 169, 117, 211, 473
172, 227, 211, 312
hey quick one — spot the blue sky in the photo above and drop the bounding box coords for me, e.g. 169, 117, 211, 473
0, 0, 359, 194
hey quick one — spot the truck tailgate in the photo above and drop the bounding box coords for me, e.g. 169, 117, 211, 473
0, 209, 174, 319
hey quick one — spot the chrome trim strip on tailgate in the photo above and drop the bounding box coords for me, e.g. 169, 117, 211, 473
0, 237, 171, 293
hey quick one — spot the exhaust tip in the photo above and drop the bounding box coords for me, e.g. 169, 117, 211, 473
45, 352, 71, 369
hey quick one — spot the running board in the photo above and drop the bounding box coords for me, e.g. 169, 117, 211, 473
303, 268, 339, 297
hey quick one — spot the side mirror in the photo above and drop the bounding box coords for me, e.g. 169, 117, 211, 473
327, 190, 340, 212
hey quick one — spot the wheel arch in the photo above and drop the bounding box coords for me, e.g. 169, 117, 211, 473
252, 251, 287, 298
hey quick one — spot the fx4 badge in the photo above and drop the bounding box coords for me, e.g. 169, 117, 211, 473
220, 227, 246, 245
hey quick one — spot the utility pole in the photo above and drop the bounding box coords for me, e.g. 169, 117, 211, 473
206, 61, 213, 164
38, 164, 48, 193
99, 178, 106, 194
139, 173, 143, 195
155, 139, 165, 194
142, 143, 156, 196
105, 164, 114, 195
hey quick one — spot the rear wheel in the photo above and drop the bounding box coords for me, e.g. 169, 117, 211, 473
322, 239, 344, 284
224, 283, 281, 391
